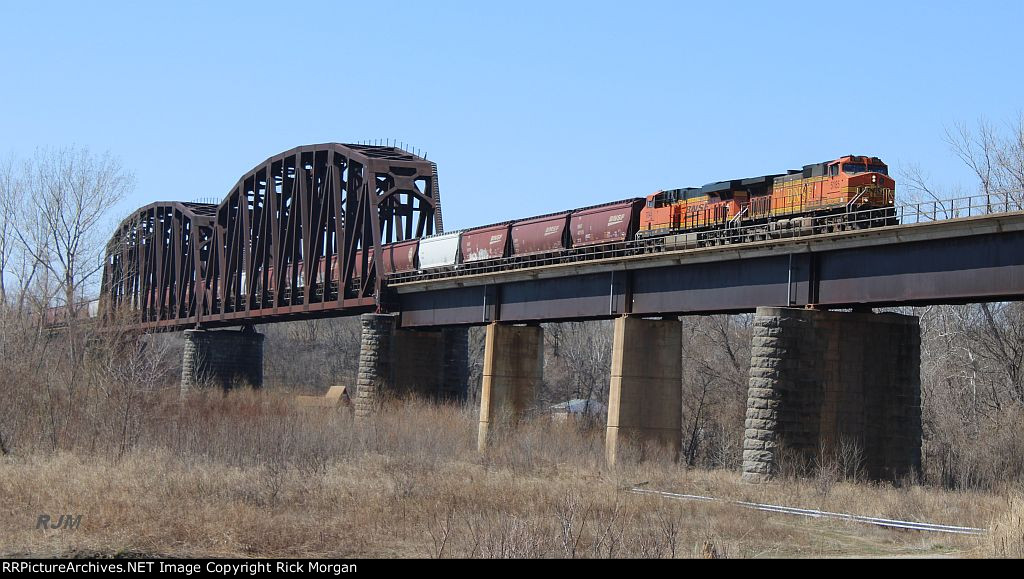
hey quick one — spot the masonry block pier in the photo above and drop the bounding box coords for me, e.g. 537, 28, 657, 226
605, 316, 683, 465
181, 327, 265, 393
742, 307, 922, 483
354, 314, 470, 418
477, 323, 544, 451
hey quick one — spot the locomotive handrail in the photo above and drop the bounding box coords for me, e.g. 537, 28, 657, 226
846, 190, 867, 210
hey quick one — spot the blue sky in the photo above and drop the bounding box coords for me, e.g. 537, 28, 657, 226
1, 1, 1021, 231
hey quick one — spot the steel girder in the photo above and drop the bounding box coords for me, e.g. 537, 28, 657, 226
393, 217, 1024, 327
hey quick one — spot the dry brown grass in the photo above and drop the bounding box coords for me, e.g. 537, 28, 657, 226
986, 493, 1024, 558
0, 389, 1016, 558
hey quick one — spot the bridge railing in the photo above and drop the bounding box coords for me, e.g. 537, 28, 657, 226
386, 190, 1024, 285
900, 191, 1024, 223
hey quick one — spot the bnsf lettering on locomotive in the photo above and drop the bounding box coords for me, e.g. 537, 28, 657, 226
607, 214, 625, 226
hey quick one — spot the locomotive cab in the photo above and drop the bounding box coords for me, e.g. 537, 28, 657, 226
829, 156, 896, 210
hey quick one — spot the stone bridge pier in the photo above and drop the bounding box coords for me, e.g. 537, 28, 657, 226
742, 307, 922, 483
354, 313, 470, 418
180, 326, 265, 393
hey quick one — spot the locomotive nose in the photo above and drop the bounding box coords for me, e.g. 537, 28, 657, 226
851, 172, 886, 186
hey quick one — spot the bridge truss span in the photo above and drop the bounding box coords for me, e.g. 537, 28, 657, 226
103, 143, 441, 331
103, 201, 216, 327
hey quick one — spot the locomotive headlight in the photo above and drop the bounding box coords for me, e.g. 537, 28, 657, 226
872, 175, 877, 184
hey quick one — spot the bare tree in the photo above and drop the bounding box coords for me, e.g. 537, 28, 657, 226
900, 162, 965, 206
945, 116, 1024, 207
907, 117, 1024, 488
995, 115, 1024, 198
544, 320, 614, 407
13, 147, 134, 313
680, 315, 751, 468
946, 120, 1000, 203
0, 154, 52, 315
0, 155, 16, 308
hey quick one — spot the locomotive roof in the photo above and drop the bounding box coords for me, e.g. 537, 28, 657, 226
701, 180, 738, 194
701, 173, 786, 195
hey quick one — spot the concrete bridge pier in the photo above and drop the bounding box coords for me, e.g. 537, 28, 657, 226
477, 323, 544, 451
605, 316, 682, 465
742, 307, 922, 483
180, 326, 264, 394
354, 314, 470, 418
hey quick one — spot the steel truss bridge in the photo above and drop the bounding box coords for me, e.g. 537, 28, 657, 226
103, 143, 442, 330
101, 143, 1024, 331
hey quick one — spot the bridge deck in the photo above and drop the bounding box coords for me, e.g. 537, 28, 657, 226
393, 211, 1024, 327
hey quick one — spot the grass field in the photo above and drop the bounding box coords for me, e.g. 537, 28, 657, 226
1, 391, 1020, 558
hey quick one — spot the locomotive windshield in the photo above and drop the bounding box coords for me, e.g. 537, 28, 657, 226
842, 163, 888, 175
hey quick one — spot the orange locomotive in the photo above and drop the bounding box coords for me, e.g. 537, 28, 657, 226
640, 155, 896, 235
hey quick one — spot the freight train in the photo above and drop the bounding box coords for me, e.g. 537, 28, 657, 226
42, 155, 895, 325
376, 154, 896, 280
177, 154, 897, 298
